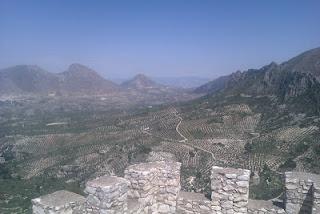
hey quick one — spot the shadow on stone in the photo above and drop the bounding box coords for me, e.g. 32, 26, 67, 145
299, 185, 313, 214
272, 197, 285, 210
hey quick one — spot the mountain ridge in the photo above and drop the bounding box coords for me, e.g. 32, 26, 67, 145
195, 47, 320, 112
121, 73, 161, 90
58, 63, 120, 94
0, 64, 120, 96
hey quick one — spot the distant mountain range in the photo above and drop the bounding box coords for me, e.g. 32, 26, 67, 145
1, 47, 320, 103
112, 76, 210, 89
194, 47, 320, 113
153, 76, 210, 89
58, 64, 120, 94
195, 47, 320, 95
0, 64, 165, 96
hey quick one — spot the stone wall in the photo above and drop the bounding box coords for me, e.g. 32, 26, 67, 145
211, 166, 250, 214
285, 171, 320, 214
83, 176, 129, 213
177, 191, 212, 213
124, 161, 181, 213
32, 161, 320, 214
247, 199, 286, 214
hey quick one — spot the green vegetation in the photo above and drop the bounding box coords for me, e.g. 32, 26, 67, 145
250, 165, 284, 200
0, 176, 82, 214
189, 129, 208, 139
128, 144, 152, 163
206, 117, 223, 124
180, 166, 211, 199
2, 79, 320, 211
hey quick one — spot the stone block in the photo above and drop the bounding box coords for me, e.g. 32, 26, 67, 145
211, 166, 250, 213
84, 175, 129, 214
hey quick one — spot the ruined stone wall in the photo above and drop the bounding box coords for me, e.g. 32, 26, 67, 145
211, 166, 250, 214
285, 171, 320, 214
83, 176, 129, 214
124, 163, 158, 211
247, 199, 286, 214
32, 162, 320, 214
124, 161, 181, 213
176, 191, 212, 213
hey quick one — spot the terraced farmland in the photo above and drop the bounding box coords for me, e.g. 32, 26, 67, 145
1, 96, 320, 213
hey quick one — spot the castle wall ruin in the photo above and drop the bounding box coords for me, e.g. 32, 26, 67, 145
84, 176, 129, 213
285, 172, 320, 214
32, 161, 320, 214
124, 161, 181, 213
210, 166, 250, 214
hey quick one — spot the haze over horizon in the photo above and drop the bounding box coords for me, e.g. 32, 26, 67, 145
1, 0, 320, 79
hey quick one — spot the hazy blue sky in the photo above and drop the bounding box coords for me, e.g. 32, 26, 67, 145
1, 0, 320, 79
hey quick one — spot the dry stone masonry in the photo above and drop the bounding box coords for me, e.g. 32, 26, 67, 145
32, 190, 85, 214
32, 161, 320, 214
211, 166, 250, 214
177, 191, 212, 213
124, 161, 181, 213
285, 172, 320, 214
248, 200, 286, 214
84, 176, 130, 213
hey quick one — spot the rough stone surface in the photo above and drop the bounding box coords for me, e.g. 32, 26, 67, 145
32, 162, 320, 214
177, 191, 212, 213
84, 175, 130, 214
248, 199, 286, 214
211, 166, 250, 214
285, 171, 320, 214
32, 190, 85, 214
124, 161, 181, 214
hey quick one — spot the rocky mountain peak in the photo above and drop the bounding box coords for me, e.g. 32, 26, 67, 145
281, 47, 320, 78
121, 73, 159, 89
65, 63, 99, 77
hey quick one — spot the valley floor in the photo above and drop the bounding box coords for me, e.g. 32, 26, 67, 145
1, 94, 320, 213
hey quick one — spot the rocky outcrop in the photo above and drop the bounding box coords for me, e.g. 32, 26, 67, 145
194, 47, 320, 114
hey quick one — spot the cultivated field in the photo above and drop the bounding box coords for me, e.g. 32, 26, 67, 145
1, 96, 320, 213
